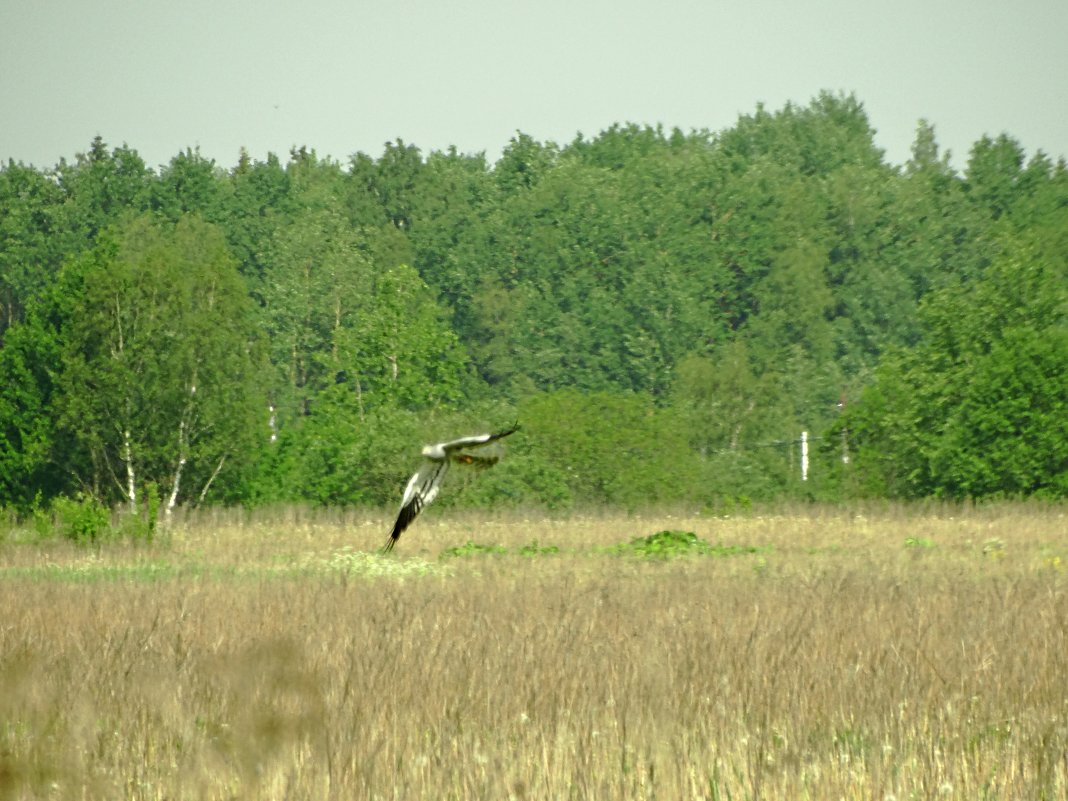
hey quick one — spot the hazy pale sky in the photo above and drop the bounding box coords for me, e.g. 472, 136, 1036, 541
2, 0, 1066, 172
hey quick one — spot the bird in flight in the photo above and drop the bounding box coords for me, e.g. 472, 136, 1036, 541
381, 422, 519, 553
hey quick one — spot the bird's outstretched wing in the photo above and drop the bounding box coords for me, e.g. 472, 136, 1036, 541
440, 422, 520, 455
381, 460, 448, 553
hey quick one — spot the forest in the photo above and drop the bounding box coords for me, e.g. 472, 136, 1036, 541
1, 92, 1066, 519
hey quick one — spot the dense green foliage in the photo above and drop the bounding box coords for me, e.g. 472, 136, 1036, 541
2, 93, 1066, 513
838, 233, 1068, 498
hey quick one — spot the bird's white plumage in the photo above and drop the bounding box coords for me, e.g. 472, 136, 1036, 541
382, 423, 519, 552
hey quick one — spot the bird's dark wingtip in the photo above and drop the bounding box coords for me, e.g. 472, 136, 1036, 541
381, 536, 397, 554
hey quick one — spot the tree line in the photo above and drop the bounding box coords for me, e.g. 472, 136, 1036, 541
2, 92, 1066, 518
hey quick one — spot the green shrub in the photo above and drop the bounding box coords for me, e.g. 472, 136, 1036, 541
116, 482, 161, 542
611, 529, 764, 560
52, 493, 113, 543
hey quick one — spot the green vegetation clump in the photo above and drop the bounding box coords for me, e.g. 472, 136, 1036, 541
611, 529, 765, 560
437, 540, 560, 559
50, 493, 111, 542
439, 541, 508, 559
434, 532, 759, 560
11, 488, 161, 544
516, 540, 560, 557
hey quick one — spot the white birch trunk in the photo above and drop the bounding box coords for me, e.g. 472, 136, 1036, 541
115, 295, 138, 513
195, 454, 227, 507
165, 447, 186, 520
123, 428, 137, 513
165, 382, 196, 521
354, 375, 366, 422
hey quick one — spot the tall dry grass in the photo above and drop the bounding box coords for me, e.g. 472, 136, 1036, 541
1, 505, 1066, 799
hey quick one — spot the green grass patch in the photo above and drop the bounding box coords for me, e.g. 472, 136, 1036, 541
904, 536, 936, 549
428, 531, 766, 561
0, 561, 195, 584
516, 540, 561, 557
439, 541, 509, 559
0, 548, 455, 583
324, 547, 449, 578
437, 539, 560, 559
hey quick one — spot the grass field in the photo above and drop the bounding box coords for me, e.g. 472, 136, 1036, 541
1, 504, 1066, 800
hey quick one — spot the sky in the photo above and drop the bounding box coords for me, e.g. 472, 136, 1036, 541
2, 0, 1066, 173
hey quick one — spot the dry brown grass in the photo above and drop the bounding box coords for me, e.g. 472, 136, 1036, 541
2, 505, 1066, 800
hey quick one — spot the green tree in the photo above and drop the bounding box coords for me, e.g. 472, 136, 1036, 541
673, 342, 775, 456
224, 151, 291, 291
259, 206, 374, 423
885, 120, 982, 299
0, 161, 66, 333
0, 313, 65, 508
53, 137, 153, 241
151, 148, 232, 224
518, 389, 703, 509
494, 132, 558, 195
823, 163, 915, 373
717, 92, 885, 176
250, 171, 472, 505
341, 263, 470, 411
405, 147, 496, 318
364, 139, 425, 230
468, 155, 714, 396
671, 343, 800, 500
841, 228, 1068, 498
712, 156, 842, 423
53, 214, 265, 512
247, 390, 419, 507
965, 133, 1027, 221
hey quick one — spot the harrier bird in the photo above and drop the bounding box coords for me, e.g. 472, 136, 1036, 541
381, 422, 519, 553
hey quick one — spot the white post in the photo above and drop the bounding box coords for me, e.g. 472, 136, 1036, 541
800, 430, 809, 482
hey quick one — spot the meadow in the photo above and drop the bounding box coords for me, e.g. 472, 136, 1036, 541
1, 504, 1066, 800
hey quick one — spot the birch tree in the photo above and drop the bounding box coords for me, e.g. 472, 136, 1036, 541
260, 206, 373, 425
55, 214, 263, 513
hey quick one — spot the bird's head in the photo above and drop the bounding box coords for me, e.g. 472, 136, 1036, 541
422, 443, 445, 459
